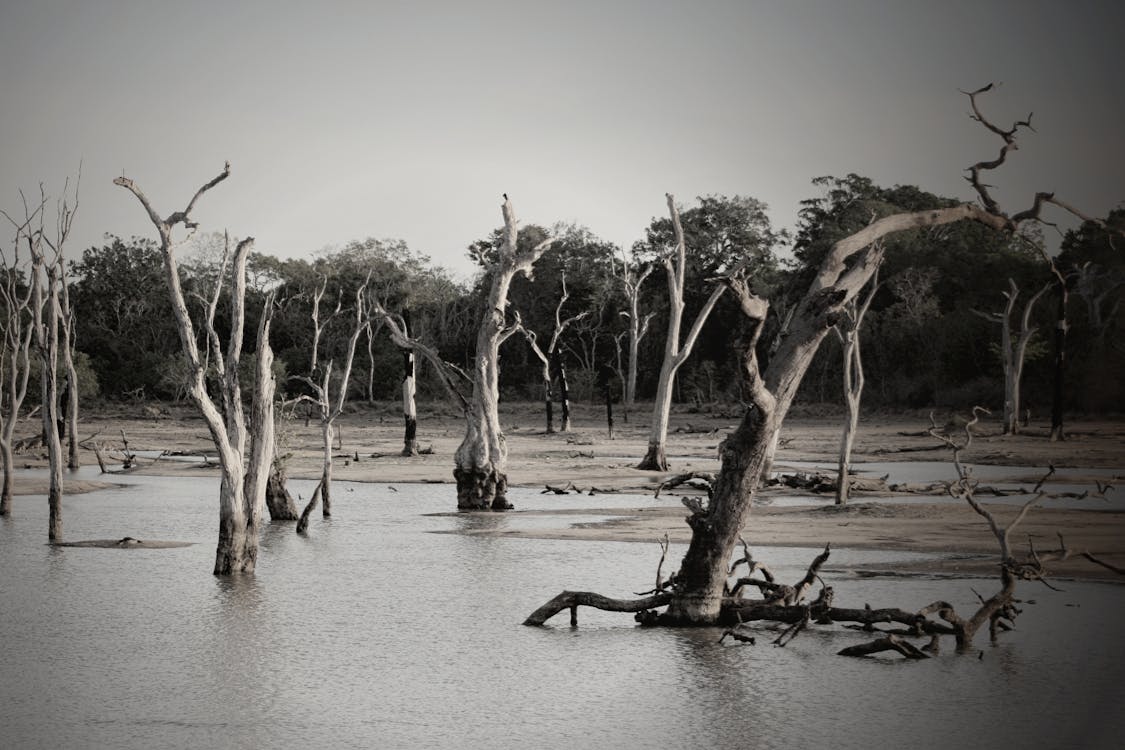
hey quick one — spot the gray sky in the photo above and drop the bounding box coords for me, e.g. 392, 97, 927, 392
3, 0, 1122, 279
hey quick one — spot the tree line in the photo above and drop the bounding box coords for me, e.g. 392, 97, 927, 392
65, 180, 1123, 420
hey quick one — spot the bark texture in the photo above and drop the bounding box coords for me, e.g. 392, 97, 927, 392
452, 197, 553, 509
115, 164, 274, 574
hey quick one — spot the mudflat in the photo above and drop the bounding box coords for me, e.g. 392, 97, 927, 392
20, 401, 1125, 579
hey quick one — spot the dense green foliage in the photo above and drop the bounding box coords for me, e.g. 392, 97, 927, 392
59, 183, 1121, 416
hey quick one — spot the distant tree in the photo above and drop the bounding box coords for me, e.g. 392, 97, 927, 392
293, 273, 369, 530
635, 194, 782, 471
974, 278, 1051, 434
613, 247, 655, 411
0, 205, 36, 517
517, 272, 588, 433
833, 257, 881, 506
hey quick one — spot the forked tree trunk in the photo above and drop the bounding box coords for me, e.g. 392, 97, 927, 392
297, 276, 368, 526
30, 245, 66, 541
638, 194, 726, 472
835, 267, 879, 506
976, 279, 1049, 435
0, 261, 33, 517
518, 274, 586, 435
115, 164, 274, 574
616, 253, 654, 410
665, 205, 1005, 623
454, 197, 553, 510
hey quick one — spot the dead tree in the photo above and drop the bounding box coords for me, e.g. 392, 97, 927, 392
452, 197, 553, 509
399, 309, 419, 456
115, 163, 277, 574
0, 201, 39, 516
517, 272, 588, 434
614, 248, 655, 410
373, 198, 551, 508
527, 84, 1123, 629
637, 194, 728, 471
369, 299, 471, 422
532, 408, 1121, 653
833, 258, 881, 505
974, 278, 1050, 434
7, 184, 76, 541
293, 274, 369, 521
45, 179, 81, 471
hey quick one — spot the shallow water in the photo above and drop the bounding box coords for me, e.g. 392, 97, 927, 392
773, 460, 1125, 510
2, 471, 1124, 749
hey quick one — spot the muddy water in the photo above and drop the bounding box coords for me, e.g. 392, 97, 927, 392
2, 471, 1124, 749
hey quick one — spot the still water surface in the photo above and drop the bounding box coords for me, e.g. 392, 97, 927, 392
2, 470, 1124, 749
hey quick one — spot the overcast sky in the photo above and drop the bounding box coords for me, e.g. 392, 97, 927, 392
2, 0, 1122, 279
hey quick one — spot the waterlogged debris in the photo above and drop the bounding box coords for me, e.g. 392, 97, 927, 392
52, 537, 193, 549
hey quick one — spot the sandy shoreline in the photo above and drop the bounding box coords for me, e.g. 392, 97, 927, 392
13, 402, 1125, 579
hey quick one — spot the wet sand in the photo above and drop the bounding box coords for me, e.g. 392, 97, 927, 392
19, 401, 1125, 579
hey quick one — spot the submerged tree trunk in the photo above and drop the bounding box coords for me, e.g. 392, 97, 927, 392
115, 164, 274, 574
454, 196, 553, 510
265, 464, 299, 521
321, 420, 333, 517
0, 443, 13, 516
0, 241, 33, 517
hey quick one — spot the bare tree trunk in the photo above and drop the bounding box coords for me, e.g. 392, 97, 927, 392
58, 269, 80, 469
321, 420, 333, 517
453, 197, 553, 510
402, 347, 419, 456
976, 279, 1049, 435
835, 346, 861, 507
834, 265, 880, 506
615, 251, 654, 410
0, 443, 13, 515
638, 195, 726, 471
115, 164, 273, 574
266, 464, 299, 521
295, 275, 368, 524
0, 222, 34, 517
365, 324, 377, 404
23, 189, 73, 542
555, 352, 573, 433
